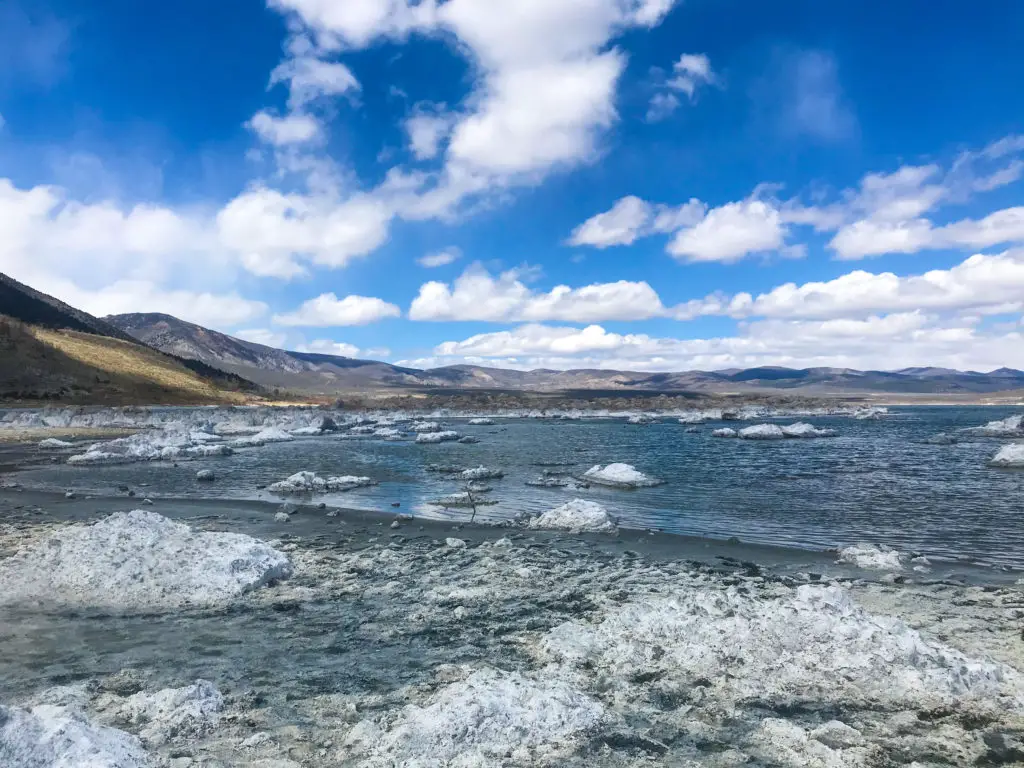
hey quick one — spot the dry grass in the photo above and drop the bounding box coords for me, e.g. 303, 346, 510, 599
31, 327, 243, 400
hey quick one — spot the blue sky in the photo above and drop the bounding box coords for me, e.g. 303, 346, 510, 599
2, 0, 1023, 372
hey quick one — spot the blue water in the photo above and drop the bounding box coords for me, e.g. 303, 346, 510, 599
8, 406, 1024, 569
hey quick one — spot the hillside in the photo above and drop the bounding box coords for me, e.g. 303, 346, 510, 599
0, 273, 259, 405
107, 312, 1024, 397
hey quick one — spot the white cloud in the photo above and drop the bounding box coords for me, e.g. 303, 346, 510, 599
235, 328, 288, 348
273, 293, 401, 326
779, 50, 857, 142
667, 53, 716, 98
425, 313, 1024, 373
668, 199, 788, 263
568, 195, 705, 247
645, 92, 679, 122
247, 111, 322, 146
417, 247, 461, 268
296, 338, 362, 357
405, 107, 453, 161
216, 187, 392, 278
409, 264, 667, 322
676, 249, 1024, 321
270, 56, 360, 109
568, 195, 651, 247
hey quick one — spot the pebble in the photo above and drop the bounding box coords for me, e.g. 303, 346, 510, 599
390, 520, 401, 529
64, 491, 75, 499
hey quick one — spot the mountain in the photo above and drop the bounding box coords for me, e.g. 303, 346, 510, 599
107, 313, 426, 393
0, 273, 257, 404
105, 312, 1024, 397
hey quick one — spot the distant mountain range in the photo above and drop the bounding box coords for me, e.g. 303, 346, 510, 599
106, 312, 1024, 396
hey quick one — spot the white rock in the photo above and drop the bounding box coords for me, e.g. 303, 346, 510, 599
288, 426, 323, 436
38, 438, 74, 449
410, 421, 442, 433
627, 414, 656, 424
739, 424, 786, 440
458, 466, 504, 480
781, 422, 836, 438
582, 463, 662, 488
117, 681, 223, 747
229, 427, 295, 448
990, 443, 1024, 467
467, 418, 495, 426
837, 544, 903, 571
445, 538, 467, 549
528, 499, 617, 534
538, 584, 1020, 712
0, 510, 291, 612
415, 431, 460, 444
195, 470, 216, 482
712, 427, 738, 438
275, 511, 291, 523
267, 471, 376, 495
0, 703, 152, 767
343, 668, 603, 766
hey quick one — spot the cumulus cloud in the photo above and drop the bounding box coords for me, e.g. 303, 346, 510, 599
418, 247, 461, 268
273, 293, 401, 326
270, 55, 360, 109
247, 111, 322, 146
408, 264, 667, 322
777, 50, 857, 142
675, 249, 1024, 321
646, 52, 717, 122
568, 195, 705, 248
423, 314, 1024, 372
296, 338, 362, 357
667, 199, 789, 263
235, 328, 288, 348
405, 106, 454, 161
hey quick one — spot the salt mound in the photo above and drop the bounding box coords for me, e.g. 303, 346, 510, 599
373, 427, 404, 440
582, 463, 662, 488
781, 422, 836, 438
990, 443, 1024, 467
538, 584, 1020, 711
459, 466, 504, 480
117, 681, 223, 747
410, 421, 442, 433
627, 414, 656, 424
0, 703, 151, 767
38, 438, 74, 449
467, 418, 495, 426
967, 414, 1024, 436
837, 544, 903, 571
0, 510, 291, 612
712, 427, 737, 438
528, 499, 616, 533
228, 426, 294, 448
739, 424, 786, 440
415, 431, 460, 444
343, 668, 603, 766
268, 471, 376, 495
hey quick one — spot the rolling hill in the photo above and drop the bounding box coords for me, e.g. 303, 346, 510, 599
0, 273, 258, 404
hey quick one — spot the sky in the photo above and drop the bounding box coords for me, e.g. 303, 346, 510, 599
1, 0, 1023, 373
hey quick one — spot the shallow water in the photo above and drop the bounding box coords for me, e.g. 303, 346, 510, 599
8, 405, 1024, 569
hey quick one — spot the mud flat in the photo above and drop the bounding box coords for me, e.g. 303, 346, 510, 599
1, 489, 1023, 767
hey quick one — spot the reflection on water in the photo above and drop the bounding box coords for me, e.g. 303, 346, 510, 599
9, 406, 1024, 567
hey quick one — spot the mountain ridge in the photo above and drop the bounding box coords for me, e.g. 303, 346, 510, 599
106, 312, 1024, 396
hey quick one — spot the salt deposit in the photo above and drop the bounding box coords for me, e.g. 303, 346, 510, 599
582, 463, 663, 488
781, 422, 836, 438
712, 427, 738, 438
965, 413, 1024, 436
196, 469, 216, 481
0, 510, 291, 611
435, 492, 498, 508
410, 421, 442, 433
991, 443, 1024, 467
467, 418, 495, 425
228, 426, 294, 448
342, 668, 604, 766
528, 499, 617, 533
117, 681, 223, 747
458, 466, 504, 480
627, 414, 656, 424
838, 544, 904, 570
739, 423, 786, 440
537, 583, 1021, 713
373, 427, 404, 440
415, 430, 460, 444
38, 438, 74, 449
268, 471, 376, 495
0, 703, 152, 768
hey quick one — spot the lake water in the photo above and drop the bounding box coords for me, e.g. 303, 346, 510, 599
7, 405, 1024, 570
